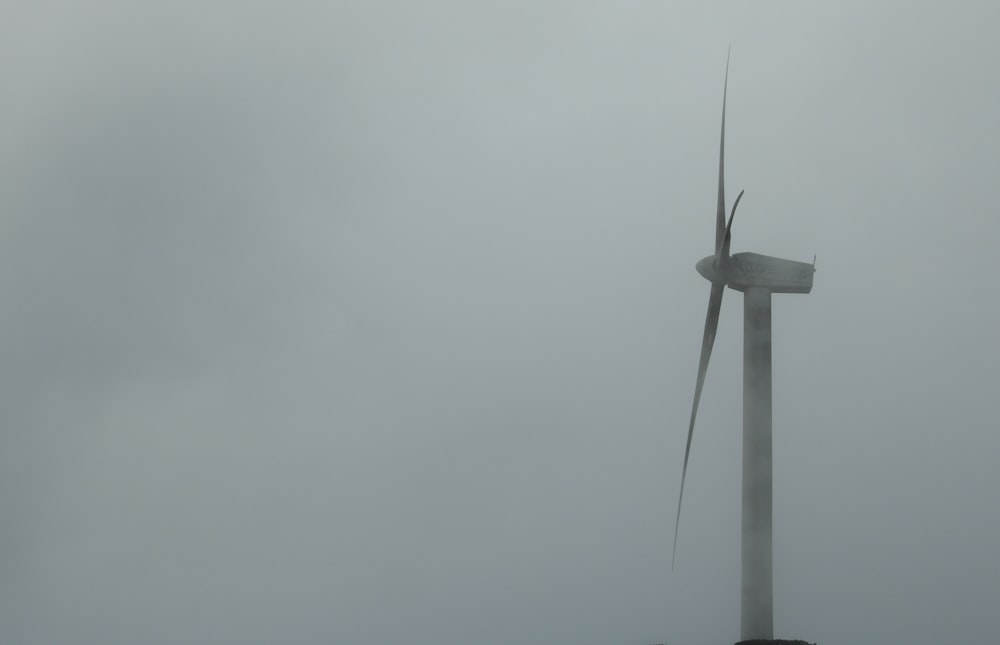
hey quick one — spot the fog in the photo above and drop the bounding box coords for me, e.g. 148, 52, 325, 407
2, 3, 999, 644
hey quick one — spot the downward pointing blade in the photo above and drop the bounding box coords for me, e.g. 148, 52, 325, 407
673, 281, 725, 569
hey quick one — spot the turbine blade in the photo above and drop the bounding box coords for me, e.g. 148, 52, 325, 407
673, 281, 725, 569
715, 48, 731, 255
721, 188, 744, 259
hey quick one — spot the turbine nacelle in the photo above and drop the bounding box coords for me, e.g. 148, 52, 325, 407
696, 252, 815, 294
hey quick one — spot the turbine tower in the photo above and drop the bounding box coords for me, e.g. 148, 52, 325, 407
672, 54, 814, 642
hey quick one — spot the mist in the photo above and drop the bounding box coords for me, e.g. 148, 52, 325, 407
2, 3, 999, 644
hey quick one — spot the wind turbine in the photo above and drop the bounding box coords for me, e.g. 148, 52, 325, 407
672, 53, 815, 642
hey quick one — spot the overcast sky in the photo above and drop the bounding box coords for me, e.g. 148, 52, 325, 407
2, 2, 999, 644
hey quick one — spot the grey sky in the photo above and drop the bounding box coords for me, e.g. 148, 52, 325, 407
2, 2, 999, 644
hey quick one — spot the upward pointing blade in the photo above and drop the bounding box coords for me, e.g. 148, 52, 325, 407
716, 49, 731, 254
721, 188, 744, 260
673, 281, 725, 569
